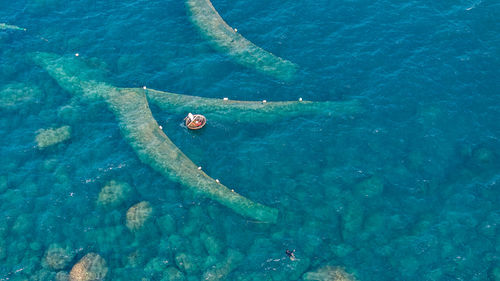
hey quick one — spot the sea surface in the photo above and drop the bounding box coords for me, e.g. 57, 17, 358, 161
0, 0, 499, 280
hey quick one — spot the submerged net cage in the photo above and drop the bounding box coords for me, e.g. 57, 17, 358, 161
32, 52, 278, 223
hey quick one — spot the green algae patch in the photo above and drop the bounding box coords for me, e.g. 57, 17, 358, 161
303, 265, 357, 281
69, 253, 108, 281
97, 180, 132, 208
31, 52, 278, 223
187, 0, 298, 81
126, 201, 153, 232
42, 243, 75, 270
0, 83, 43, 110
202, 249, 243, 281
35, 125, 71, 149
162, 266, 186, 281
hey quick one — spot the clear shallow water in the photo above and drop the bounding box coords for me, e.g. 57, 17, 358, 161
0, 0, 499, 280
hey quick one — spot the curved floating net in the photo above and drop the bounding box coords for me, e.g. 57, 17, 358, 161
31, 52, 278, 223
187, 0, 298, 81
144, 88, 362, 123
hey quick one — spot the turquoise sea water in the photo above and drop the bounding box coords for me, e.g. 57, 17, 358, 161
1, 0, 499, 280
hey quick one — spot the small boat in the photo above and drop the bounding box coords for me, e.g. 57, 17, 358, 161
184, 113, 206, 130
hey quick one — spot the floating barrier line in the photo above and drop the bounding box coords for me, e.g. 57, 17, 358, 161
187, 0, 298, 81
143, 88, 363, 123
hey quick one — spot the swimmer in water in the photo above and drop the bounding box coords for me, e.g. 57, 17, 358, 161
286, 249, 296, 261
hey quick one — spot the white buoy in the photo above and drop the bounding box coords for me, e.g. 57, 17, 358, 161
143, 86, 147, 89
223, 97, 229, 101
75, 53, 79, 57
215, 179, 220, 183
159, 125, 163, 130
234, 28, 238, 32
231, 189, 234, 192
198, 166, 202, 170
299, 97, 303, 102
262, 100, 267, 103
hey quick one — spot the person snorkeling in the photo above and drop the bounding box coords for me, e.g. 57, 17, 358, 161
285, 249, 296, 261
